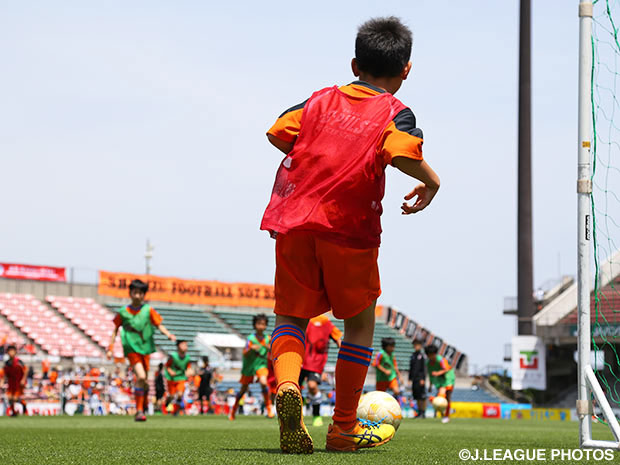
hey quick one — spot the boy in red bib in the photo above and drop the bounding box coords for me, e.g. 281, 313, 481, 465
263, 17, 440, 454
3, 345, 27, 416
300, 314, 342, 426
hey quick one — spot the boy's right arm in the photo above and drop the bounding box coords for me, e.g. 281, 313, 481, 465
267, 134, 295, 155
393, 157, 440, 214
106, 326, 119, 360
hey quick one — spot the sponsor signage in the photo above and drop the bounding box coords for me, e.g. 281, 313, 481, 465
510, 408, 571, 421
511, 336, 546, 390
570, 324, 620, 338
0, 263, 66, 282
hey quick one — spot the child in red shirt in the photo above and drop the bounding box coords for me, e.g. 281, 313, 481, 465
3, 345, 27, 416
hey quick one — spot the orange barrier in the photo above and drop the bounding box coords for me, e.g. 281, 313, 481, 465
98, 271, 275, 308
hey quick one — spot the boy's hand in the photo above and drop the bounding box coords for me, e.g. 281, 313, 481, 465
401, 183, 438, 214
169, 334, 177, 342
106, 350, 113, 360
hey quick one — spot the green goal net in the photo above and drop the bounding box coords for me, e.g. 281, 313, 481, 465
590, 0, 620, 421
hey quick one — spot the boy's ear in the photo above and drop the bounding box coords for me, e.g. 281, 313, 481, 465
401, 61, 413, 80
351, 58, 360, 77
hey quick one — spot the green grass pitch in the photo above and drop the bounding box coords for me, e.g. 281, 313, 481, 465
0, 416, 617, 464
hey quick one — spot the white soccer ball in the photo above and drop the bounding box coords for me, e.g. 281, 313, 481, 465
356, 390, 403, 431
432, 396, 448, 413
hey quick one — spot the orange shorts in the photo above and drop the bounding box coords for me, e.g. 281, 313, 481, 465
274, 231, 381, 320
127, 353, 150, 373
376, 378, 399, 392
240, 367, 269, 385
7, 385, 24, 398
167, 380, 186, 396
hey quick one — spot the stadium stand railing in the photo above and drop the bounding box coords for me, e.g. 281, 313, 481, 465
212, 310, 275, 338
0, 293, 102, 358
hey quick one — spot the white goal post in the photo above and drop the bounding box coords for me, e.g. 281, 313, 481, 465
577, 0, 620, 449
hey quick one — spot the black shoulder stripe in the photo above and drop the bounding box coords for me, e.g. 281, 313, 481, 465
278, 99, 309, 118
393, 108, 423, 139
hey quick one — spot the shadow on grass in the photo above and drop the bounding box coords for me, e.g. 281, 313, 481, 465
222, 448, 385, 455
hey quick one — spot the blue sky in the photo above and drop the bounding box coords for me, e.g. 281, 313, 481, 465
0, 1, 580, 369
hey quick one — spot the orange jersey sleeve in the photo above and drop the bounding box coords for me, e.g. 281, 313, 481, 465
267, 101, 306, 143
440, 357, 451, 371
113, 313, 122, 328
380, 109, 424, 167
149, 308, 163, 327
329, 323, 342, 342
373, 352, 383, 367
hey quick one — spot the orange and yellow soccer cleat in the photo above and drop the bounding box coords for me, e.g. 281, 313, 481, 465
325, 420, 395, 452
276, 383, 313, 454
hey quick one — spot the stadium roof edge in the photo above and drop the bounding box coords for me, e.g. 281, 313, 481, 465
534, 248, 620, 326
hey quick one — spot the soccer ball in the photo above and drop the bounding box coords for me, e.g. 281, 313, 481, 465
356, 390, 403, 431
432, 396, 448, 413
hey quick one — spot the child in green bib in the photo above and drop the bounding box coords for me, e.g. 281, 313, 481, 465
229, 313, 274, 420
164, 339, 193, 415
373, 337, 404, 397
107, 279, 176, 422
425, 344, 455, 424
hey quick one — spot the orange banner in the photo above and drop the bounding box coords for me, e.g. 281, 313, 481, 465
98, 271, 275, 308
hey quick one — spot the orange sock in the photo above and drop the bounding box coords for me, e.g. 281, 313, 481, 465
333, 341, 373, 430
271, 324, 306, 390
135, 387, 145, 412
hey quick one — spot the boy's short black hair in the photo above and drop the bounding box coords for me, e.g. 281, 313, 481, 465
253, 313, 268, 327
425, 344, 438, 355
202, 356, 209, 364
176, 340, 187, 347
129, 279, 148, 294
355, 16, 412, 78
412, 339, 423, 346
7, 344, 17, 352
158, 362, 163, 370
381, 337, 396, 349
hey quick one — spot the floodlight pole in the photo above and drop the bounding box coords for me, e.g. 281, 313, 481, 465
577, 0, 593, 448
517, 0, 535, 336
145, 239, 154, 275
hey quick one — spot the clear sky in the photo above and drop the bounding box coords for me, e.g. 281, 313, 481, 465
0, 1, 579, 370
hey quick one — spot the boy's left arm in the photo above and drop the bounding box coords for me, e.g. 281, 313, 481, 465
21, 363, 28, 387
395, 359, 404, 385
157, 324, 176, 342
330, 324, 343, 349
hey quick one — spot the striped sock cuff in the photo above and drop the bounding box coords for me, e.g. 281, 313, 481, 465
338, 341, 373, 366
134, 387, 145, 394
271, 324, 305, 347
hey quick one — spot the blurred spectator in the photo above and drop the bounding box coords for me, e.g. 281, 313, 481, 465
41, 359, 50, 380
